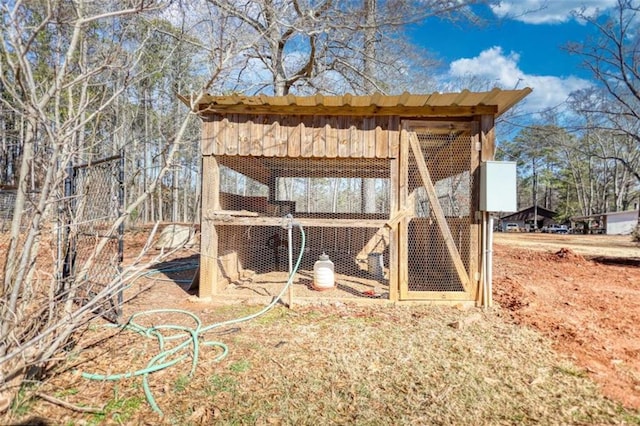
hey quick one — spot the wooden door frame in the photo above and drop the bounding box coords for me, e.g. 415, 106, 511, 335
398, 120, 479, 301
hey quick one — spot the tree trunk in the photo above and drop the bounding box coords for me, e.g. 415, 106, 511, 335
361, 0, 377, 214
2, 120, 35, 293
172, 166, 179, 222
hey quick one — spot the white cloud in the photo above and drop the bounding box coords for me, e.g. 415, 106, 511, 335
448, 47, 592, 113
450, 48, 524, 89
490, 0, 617, 24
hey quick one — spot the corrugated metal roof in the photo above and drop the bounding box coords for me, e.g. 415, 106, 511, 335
181, 88, 532, 118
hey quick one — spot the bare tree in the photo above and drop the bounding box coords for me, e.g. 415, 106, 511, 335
567, 0, 640, 185
204, 0, 486, 96
497, 120, 638, 222
0, 0, 250, 408
0, 0, 160, 402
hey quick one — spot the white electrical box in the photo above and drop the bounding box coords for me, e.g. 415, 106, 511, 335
480, 161, 517, 212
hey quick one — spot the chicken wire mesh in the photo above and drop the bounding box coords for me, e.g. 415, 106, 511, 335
407, 128, 472, 293
213, 156, 392, 299
200, 114, 480, 302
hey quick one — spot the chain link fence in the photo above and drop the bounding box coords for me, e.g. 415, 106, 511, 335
0, 188, 39, 284
61, 155, 124, 322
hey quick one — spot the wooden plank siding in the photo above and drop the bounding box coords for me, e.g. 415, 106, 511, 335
239, 114, 251, 156
202, 115, 219, 156
337, 116, 350, 158
286, 115, 301, 158
312, 115, 326, 157
223, 117, 238, 156
301, 116, 314, 158
325, 116, 338, 158
263, 119, 278, 157
363, 117, 375, 158
250, 115, 264, 156
202, 115, 400, 159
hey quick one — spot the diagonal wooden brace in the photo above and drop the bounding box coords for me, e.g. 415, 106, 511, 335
408, 132, 471, 291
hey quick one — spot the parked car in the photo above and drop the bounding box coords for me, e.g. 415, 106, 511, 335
505, 223, 520, 232
543, 224, 569, 234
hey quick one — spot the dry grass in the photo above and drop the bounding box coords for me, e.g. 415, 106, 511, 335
5, 303, 640, 425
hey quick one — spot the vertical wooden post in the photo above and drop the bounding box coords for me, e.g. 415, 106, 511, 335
480, 115, 496, 162
470, 122, 481, 305
200, 154, 220, 299
398, 125, 409, 300
388, 130, 399, 302
478, 114, 495, 306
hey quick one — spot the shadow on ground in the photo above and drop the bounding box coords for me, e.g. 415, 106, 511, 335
590, 256, 640, 267
144, 254, 199, 295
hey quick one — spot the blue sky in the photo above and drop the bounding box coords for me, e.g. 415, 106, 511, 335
411, 0, 620, 114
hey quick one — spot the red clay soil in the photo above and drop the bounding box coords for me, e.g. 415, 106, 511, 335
493, 243, 640, 410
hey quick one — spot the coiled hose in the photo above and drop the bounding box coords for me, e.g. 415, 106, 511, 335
82, 222, 306, 415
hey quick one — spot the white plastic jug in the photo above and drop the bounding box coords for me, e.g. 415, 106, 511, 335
313, 252, 335, 291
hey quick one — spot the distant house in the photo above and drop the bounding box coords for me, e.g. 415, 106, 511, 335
572, 209, 639, 235
499, 206, 557, 231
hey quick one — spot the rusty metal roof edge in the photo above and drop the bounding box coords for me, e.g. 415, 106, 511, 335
184, 88, 532, 116
495, 87, 533, 117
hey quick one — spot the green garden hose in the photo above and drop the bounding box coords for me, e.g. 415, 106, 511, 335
82, 222, 306, 415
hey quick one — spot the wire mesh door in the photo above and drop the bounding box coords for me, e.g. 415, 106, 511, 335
400, 122, 477, 301
63, 154, 124, 322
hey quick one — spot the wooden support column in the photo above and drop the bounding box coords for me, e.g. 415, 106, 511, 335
480, 115, 496, 161
477, 114, 495, 306
398, 126, 410, 300
470, 121, 481, 304
200, 154, 220, 299
388, 153, 400, 302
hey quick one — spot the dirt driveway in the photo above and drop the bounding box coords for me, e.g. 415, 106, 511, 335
495, 232, 638, 258
493, 232, 640, 409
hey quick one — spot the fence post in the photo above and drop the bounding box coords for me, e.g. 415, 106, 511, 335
117, 151, 125, 316
62, 160, 74, 287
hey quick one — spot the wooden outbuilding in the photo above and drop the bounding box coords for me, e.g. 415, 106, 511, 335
499, 206, 558, 231
572, 208, 640, 235
186, 89, 531, 305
